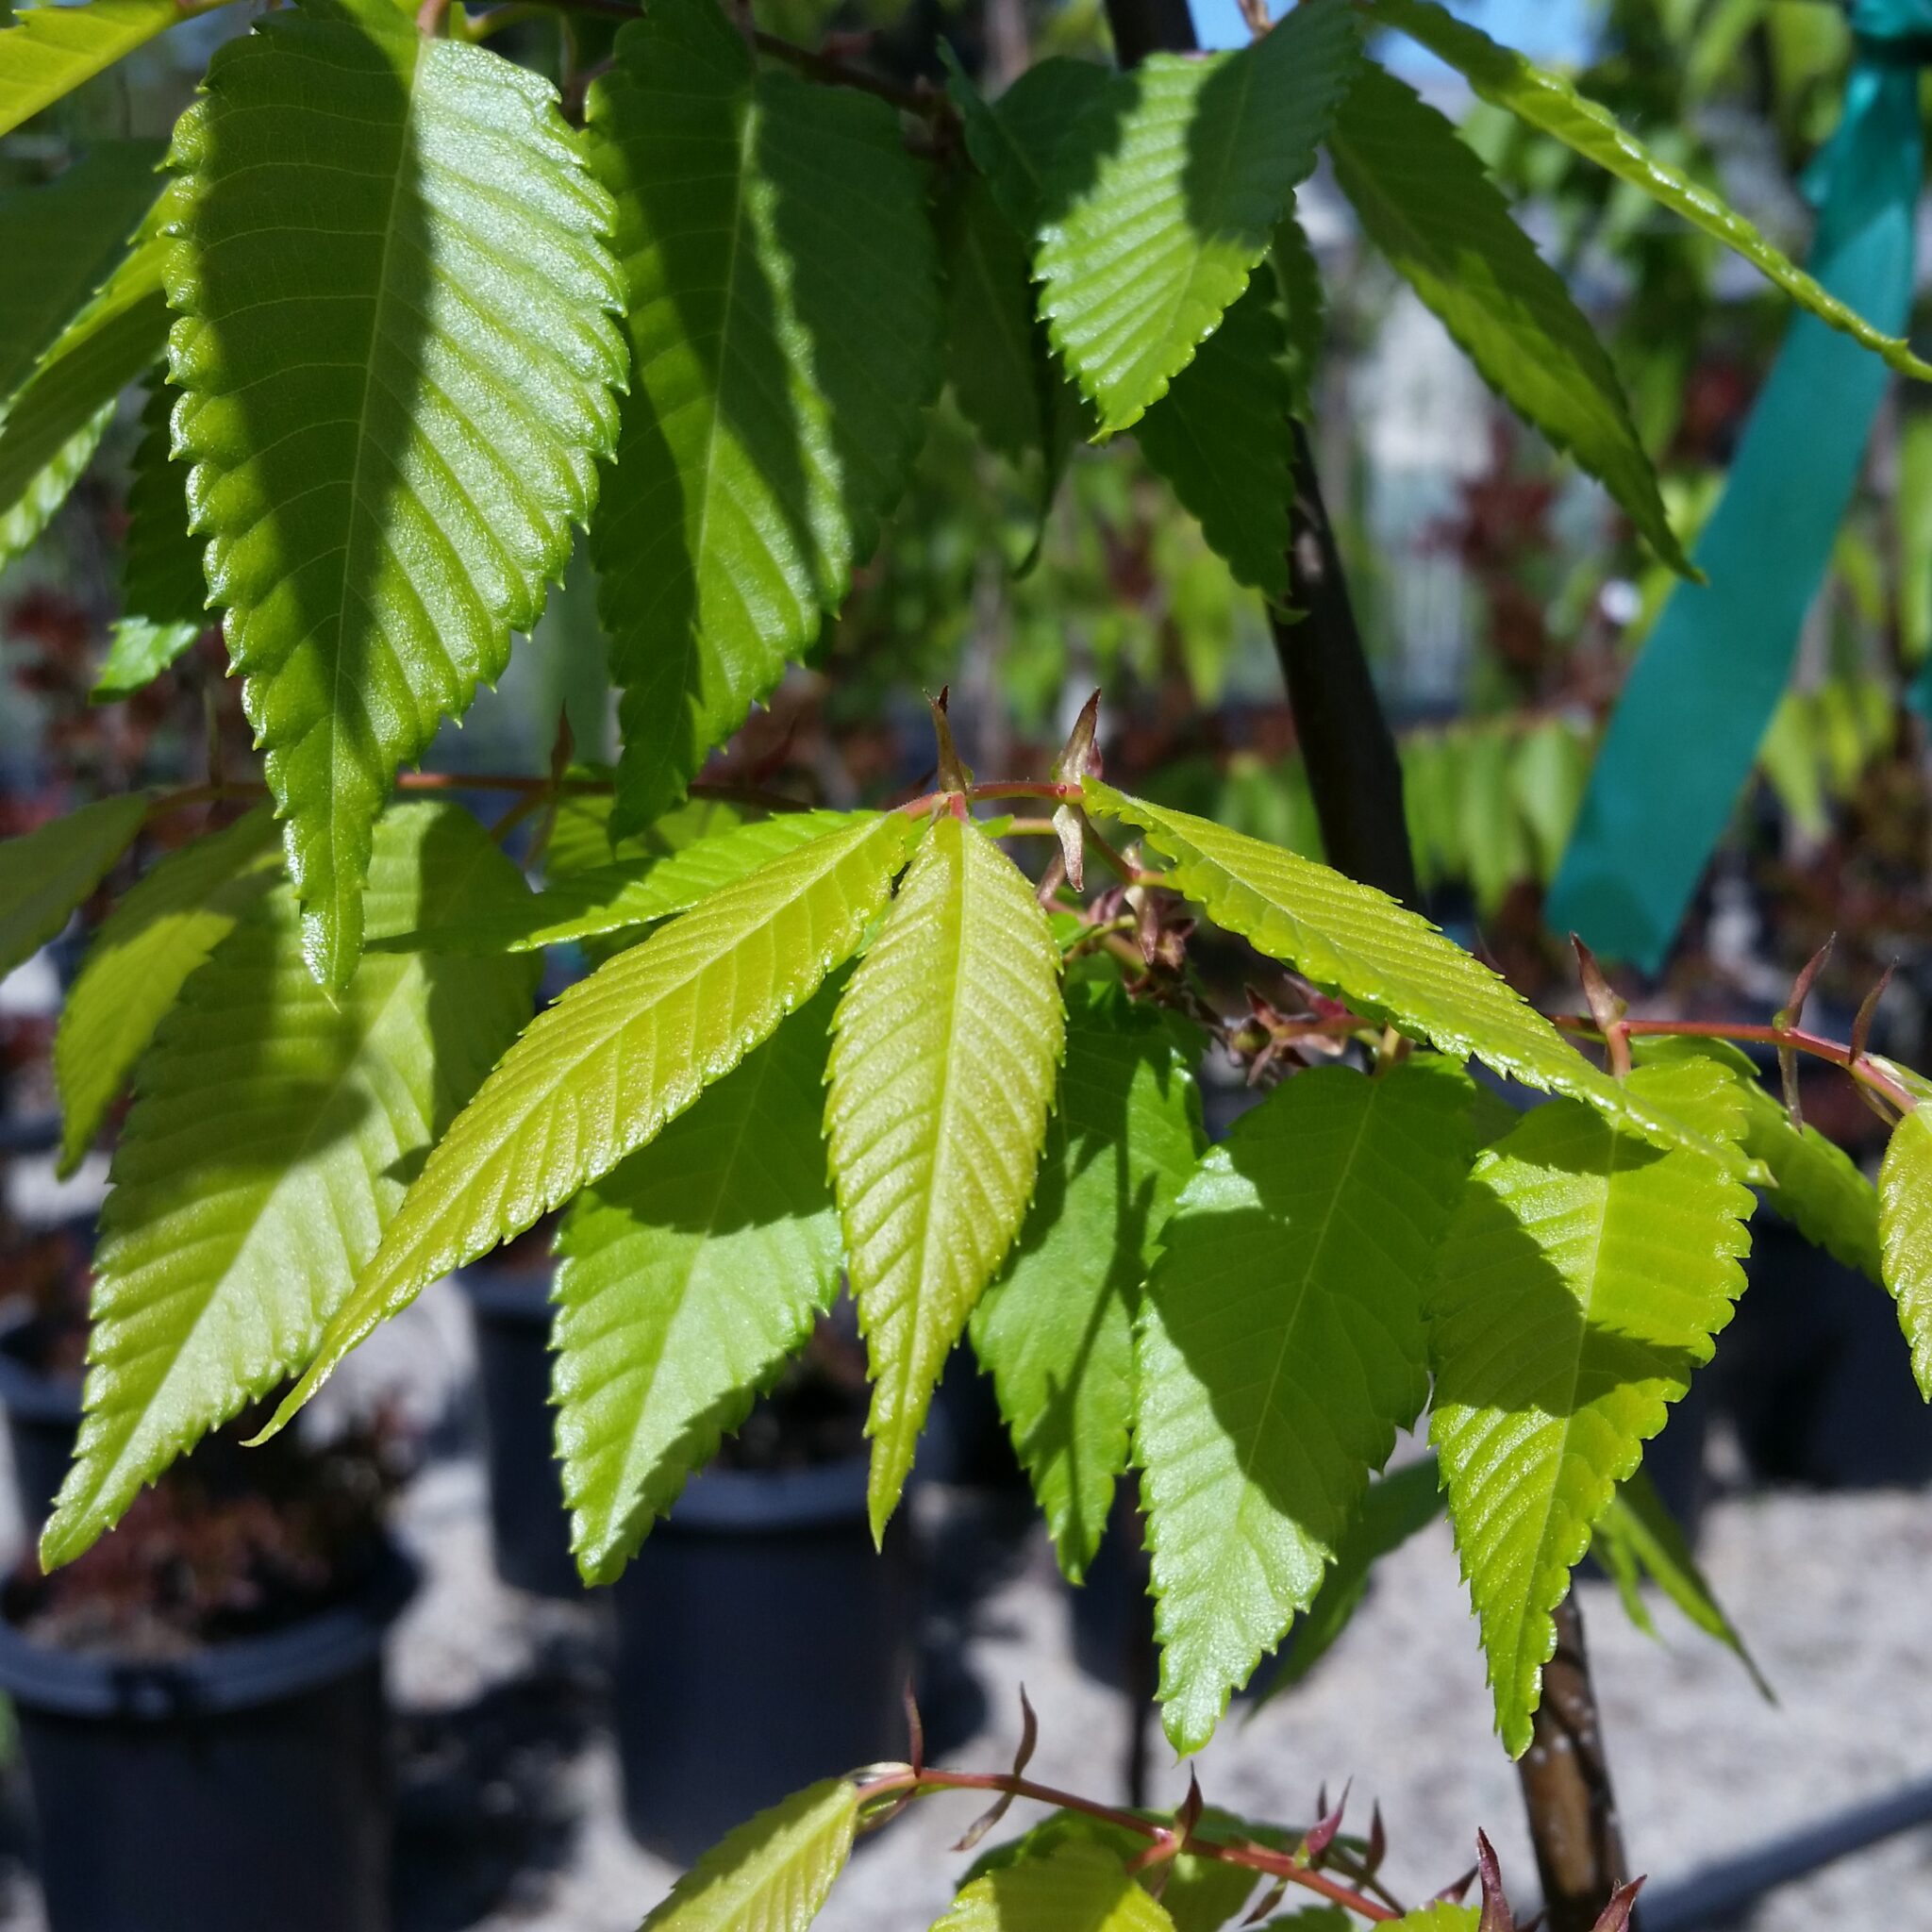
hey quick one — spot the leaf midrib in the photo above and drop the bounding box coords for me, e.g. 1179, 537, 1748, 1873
327, 29, 427, 957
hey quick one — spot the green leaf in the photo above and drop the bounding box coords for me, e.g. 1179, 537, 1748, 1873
1387, 1910, 1477, 1932
1329, 66, 1685, 573
41, 804, 540, 1569
1035, 0, 1358, 433
376, 809, 869, 956
1084, 779, 1714, 1157
970, 980, 1203, 1582
640, 1777, 858, 1932
1878, 1107, 1932, 1401
1634, 1035, 1879, 1280
1138, 1057, 1474, 1754
1249, 1455, 1445, 1707
827, 813, 1064, 1540
555, 991, 841, 1583
0, 141, 162, 398
967, 1809, 1270, 1932
269, 809, 920, 1433
1368, 0, 1932, 384
0, 793, 148, 981
932, 1842, 1177, 1932
1457, 726, 1532, 915
0, 177, 176, 573
169, 8, 626, 991
942, 170, 1065, 528
1135, 275, 1291, 599
54, 807, 280, 1175
0, 0, 232, 140
1428, 1056, 1754, 1755
1510, 719, 1589, 882
97, 381, 205, 700
1592, 1467, 1771, 1697
945, 53, 1111, 242
585, 0, 941, 829
1271, 210, 1324, 422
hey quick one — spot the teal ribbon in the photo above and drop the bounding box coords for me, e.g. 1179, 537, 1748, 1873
1547, 4, 1928, 972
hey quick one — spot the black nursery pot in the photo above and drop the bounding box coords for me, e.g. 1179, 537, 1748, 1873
0, 1324, 80, 1533
457, 1264, 579, 1598
0, 1546, 415, 1932
611, 1455, 914, 1864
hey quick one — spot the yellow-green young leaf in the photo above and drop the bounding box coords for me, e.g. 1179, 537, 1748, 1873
965, 1809, 1269, 1932
0, 141, 162, 397
827, 814, 1064, 1540
585, 0, 941, 829
641, 1778, 858, 1932
1139, 1057, 1474, 1754
1368, 0, 1932, 383
971, 981, 1203, 1582
1878, 1108, 1932, 1400
1592, 1467, 1771, 1697
1084, 780, 1713, 1156
377, 810, 868, 957
932, 1842, 1177, 1932
97, 381, 205, 700
1035, 0, 1358, 432
54, 807, 280, 1174
269, 810, 920, 1432
41, 804, 539, 1570
0, 0, 233, 139
0, 793, 147, 981
168, 10, 626, 991
555, 991, 841, 1584
1249, 1455, 1445, 1707
0, 176, 177, 573
1634, 1035, 1880, 1281
1388, 1910, 1477, 1932
1134, 275, 1292, 599
1429, 1056, 1754, 1756
1330, 67, 1685, 574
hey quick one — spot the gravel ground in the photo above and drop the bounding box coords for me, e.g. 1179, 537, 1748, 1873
0, 1281, 1928, 1929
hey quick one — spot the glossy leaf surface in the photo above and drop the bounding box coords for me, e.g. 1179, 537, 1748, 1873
1429, 1057, 1753, 1754
170, 8, 625, 988
971, 981, 1202, 1581
586, 0, 941, 826
0, 794, 147, 982
827, 813, 1064, 1538
1085, 780, 1711, 1155
55, 807, 280, 1174
42, 804, 539, 1568
554, 994, 841, 1582
640, 1778, 858, 1932
1035, 0, 1357, 431
273, 809, 919, 1428
1139, 1058, 1473, 1753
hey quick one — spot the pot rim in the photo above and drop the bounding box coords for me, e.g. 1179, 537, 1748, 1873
0, 1541, 417, 1720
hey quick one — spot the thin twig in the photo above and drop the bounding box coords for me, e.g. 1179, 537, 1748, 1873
854, 1765, 1403, 1921
1552, 1014, 1916, 1116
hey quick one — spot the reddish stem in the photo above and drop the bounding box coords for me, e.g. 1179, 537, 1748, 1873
1554, 1014, 1915, 1115
854, 1767, 1401, 1921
